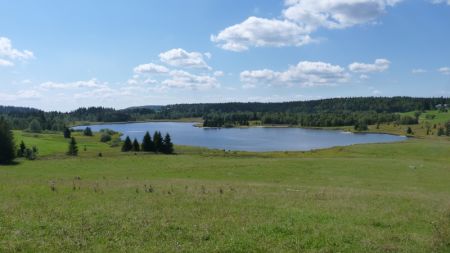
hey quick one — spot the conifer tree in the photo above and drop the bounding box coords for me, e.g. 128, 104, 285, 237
0, 117, 15, 164
121, 136, 133, 152
67, 137, 78, 156
83, 127, 93, 136
153, 131, 163, 152
162, 133, 174, 154
17, 141, 26, 157
63, 127, 71, 138
141, 131, 154, 152
132, 138, 140, 152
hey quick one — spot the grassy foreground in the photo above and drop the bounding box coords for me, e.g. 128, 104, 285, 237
0, 131, 449, 252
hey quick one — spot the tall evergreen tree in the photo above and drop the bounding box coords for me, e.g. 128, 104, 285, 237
162, 133, 174, 154
141, 131, 154, 152
153, 131, 163, 152
132, 138, 140, 152
0, 117, 15, 164
121, 136, 133, 152
67, 137, 78, 156
63, 127, 71, 138
17, 141, 26, 157
83, 127, 93, 136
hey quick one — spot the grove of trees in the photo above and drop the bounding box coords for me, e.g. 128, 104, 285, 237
122, 131, 174, 154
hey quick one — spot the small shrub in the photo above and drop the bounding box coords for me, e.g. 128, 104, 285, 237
100, 133, 112, 142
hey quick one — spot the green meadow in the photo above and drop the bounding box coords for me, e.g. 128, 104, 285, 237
0, 127, 449, 253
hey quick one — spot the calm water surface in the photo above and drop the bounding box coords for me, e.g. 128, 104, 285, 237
73, 122, 406, 152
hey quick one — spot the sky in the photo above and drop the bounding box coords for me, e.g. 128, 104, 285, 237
0, 0, 449, 111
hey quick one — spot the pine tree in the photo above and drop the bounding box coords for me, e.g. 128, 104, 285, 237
0, 117, 15, 164
162, 133, 174, 154
83, 127, 93, 136
153, 131, 163, 152
141, 131, 154, 152
132, 138, 140, 152
63, 127, 71, 138
17, 141, 26, 157
121, 136, 133, 152
67, 137, 78, 156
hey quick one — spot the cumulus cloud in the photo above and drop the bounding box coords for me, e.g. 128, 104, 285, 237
40, 78, 108, 89
133, 63, 169, 74
159, 48, 211, 69
0, 59, 14, 67
241, 61, 350, 87
348, 59, 390, 73
212, 0, 400, 51
438, 67, 450, 75
283, 0, 401, 30
211, 17, 312, 52
162, 70, 219, 90
0, 37, 34, 60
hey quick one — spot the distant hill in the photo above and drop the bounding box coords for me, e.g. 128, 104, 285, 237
123, 105, 163, 111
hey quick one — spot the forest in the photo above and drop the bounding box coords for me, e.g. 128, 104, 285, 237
1, 97, 448, 130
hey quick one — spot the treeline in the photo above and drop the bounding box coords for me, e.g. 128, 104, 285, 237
162, 97, 449, 116
202, 111, 419, 128
1, 97, 449, 130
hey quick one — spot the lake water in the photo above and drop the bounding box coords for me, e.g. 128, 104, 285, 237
73, 122, 407, 152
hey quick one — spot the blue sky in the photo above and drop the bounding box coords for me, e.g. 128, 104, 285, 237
0, 0, 449, 111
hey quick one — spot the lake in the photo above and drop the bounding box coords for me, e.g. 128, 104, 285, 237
73, 122, 407, 152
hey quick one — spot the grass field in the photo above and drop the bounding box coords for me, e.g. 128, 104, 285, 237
0, 129, 449, 252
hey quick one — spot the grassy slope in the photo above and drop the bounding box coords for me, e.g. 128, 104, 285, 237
0, 131, 449, 252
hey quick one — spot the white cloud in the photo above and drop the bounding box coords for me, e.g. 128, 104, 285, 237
283, 0, 401, 30
0, 37, 34, 60
211, 17, 312, 52
360, 74, 370, 80
213, 70, 224, 77
431, 0, 450, 5
348, 59, 390, 73
162, 70, 219, 90
159, 48, 211, 69
0, 59, 14, 67
40, 78, 108, 89
212, 0, 400, 51
438, 67, 450, 75
0, 89, 41, 101
133, 63, 169, 74
241, 61, 350, 87
412, 68, 427, 74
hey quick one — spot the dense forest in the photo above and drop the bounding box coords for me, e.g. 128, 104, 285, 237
1, 97, 448, 130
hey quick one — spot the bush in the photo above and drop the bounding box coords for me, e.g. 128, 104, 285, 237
100, 133, 112, 142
